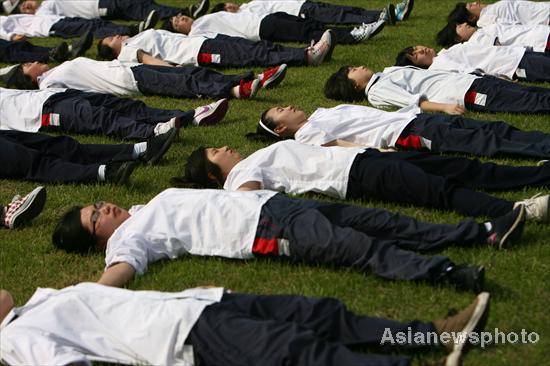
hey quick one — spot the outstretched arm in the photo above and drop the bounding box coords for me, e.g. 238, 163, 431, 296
136, 50, 174, 67
98, 262, 136, 287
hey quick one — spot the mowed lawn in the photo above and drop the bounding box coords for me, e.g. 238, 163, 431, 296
1, 0, 549, 364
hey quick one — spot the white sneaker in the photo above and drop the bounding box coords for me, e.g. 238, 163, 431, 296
350, 20, 385, 42
514, 193, 549, 223
154, 117, 179, 136
306, 29, 333, 66
395, 0, 414, 21
193, 98, 229, 126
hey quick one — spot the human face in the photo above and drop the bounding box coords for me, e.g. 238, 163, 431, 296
22, 62, 49, 83
455, 22, 477, 42
18, 0, 38, 14
409, 46, 436, 67
264, 106, 308, 136
205, 146, 242, 176
80, 202, 130, 245
466, 2, 484, 17
101, 35, 129, 55
224, 2, 240, 12
171, 14, 194, 34
347, 66, 374, 91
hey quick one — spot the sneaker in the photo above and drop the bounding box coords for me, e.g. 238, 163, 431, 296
258, 64, 287, 89
2, 186, 46, 229
193, 98, 229, 126
486, 205, 526, 249
442, 265, 485, 293
433, 292, 490, 362
379, 4, 396, 25
104, 161, 137, 184
69, 30, 93, 58
138, 10, 159, 32
154, 117, 183, 136
306, 29, 333, 66
190, 0, 209, 18
350, 20, 385, 42
537, 160, 548, 166
140, 128, 177, 165
234, 78, 260, 99
49, 42, 69, 62
395, 0, 414, 21
514, 193, 549, 223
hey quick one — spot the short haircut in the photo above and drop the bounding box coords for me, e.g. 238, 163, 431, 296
395, 46, 416, 67
210, 3, 226, 13
52, 206, 97, 254
161, 17, 175, 32
324, 66, 365, 102
170, 147, 225, 188
437, 22, 460, 47
96, 39, 117, 60
448, 2, 474, 25
245, 108, 283, 142
6, 65, 37, 89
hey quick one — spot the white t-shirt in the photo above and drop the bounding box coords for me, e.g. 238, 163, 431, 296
0, 283, 223, 366
36, 0, 102, 19
38, 57, 140, 96
295, 104, 419, 149
430, 42, 525, 79
0, 87, 66, 132
105, 188, 277, 275
478, 0, 550, 27
189, 11, 264, 41
469, 23, 550, 53
224, 140, 365, 199
119, 29, 208, 66
0, 14, 62, 40
366, 66, 479, 109
239, 0, 305, 17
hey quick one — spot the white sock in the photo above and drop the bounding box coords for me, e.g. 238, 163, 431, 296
133, 142, 147, 158
484, 222, 493, 233
98, 165, 106, 182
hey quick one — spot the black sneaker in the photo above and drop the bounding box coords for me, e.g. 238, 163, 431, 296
486, 205, 526, 249
140, 128, 177, 165
49, 42, 69, 62
443, 265, 485, 294
104, 161, 137, 184
69, 30, 93, 58
139, 10, 159, 32
190, 0, 209, 18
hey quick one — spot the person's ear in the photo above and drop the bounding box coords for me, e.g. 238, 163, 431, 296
353, 81, 362, 91
274, 124, 287, 135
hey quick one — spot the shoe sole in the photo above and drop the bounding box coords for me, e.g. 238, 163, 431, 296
115, 162, 137, 184
388, 4, 396, 25
324, 29, 336, 62
143, 10, 159, 31
71, 31, 93, 58
402, 0, 414, 21
10, 186, 47, 229
449, 292, 490, 364
197, 98, 229, 126
368, 21, 385, 40
498, 205, 526, 249
192, 0, 209, 18
263, 64, 287, 89
147, 128, 177, 165
247, 78, 261, 99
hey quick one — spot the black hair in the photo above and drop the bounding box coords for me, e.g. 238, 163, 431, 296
161, 17, 175, 32
245, 108, 284, 142
52, 206, 97, 254
210, 3, 226, 13
6, 65, 37, 89
324, 65, 365, 102
448, 2, 475, 25
96, 39, 117, 60
170, 146, 225, 188
436, 22, 460, 47
395, 46, 416, 67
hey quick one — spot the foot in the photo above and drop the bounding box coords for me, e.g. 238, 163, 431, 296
104, 161, 137, 184
433, 292, 490, 364
3, 186, 46, 229
395, 0, 414, 21
306, 29, 333, 66
138, 10, 159, 32
154, 116, 184, 136
69, 30, 93, 58
514, 193, 549, 223
486, 205, 526, 249
379, 4, 396, 25
190, 0, 209, 18
49, 42, 69, 62
258, 64, 287, 89
233, 78, 260, 99
141, 128, 177, 165
350, 20, 385, 42
442, 265, 485, 293
193, 98, 229, 126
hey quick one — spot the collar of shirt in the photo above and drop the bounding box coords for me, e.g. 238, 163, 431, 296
364, 73, 381, 97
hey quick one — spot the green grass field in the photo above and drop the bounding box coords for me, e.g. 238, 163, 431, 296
1, 0, 549, 364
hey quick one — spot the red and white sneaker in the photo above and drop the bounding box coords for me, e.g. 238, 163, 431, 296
234, 78, 260, 99
258, 64, 287, 89
3, 186, 47, 229
193, 98, 229, 126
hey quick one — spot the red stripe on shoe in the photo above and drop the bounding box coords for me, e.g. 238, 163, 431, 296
252, 237, 279, 256
464, 90, 477, 104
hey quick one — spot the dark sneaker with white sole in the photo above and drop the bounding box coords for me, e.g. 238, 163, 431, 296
2, 186, 47, 229
487, 205, 526, 249
141, 128, 177, 165
69, 30, 93, 58
105, 161, 137, 184
442, 265, 485, 294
